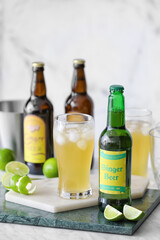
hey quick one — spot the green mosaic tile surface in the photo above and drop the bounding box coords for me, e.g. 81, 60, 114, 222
0, 183, 160, 235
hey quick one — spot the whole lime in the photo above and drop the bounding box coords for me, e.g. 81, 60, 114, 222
0, 149, 15, 171
42, 158, 58, 178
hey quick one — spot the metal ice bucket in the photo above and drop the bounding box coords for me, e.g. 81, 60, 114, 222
0, 100, 25, 162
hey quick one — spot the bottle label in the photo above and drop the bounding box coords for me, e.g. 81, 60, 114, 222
24, 115, 46, 163
100, 149, 126, 194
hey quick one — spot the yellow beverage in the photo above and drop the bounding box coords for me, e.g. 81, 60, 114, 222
54, 122, 94, 197
126, 120, 150, 177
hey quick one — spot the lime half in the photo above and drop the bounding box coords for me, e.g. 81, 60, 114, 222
123, 205, 145, 221
104, 205, 124, 221
1, 172, 14, 189
5, 161, 29, 176
17, 176, 36, 195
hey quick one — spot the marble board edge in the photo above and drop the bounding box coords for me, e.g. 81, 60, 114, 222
131, 189, 160, 235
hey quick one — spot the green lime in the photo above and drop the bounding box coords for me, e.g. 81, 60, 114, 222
123, 205, 145, 221
17, 176, 36, 195
5, 161, 29, 176
1, 172, 14, 189
42, 157, 58, 178
2, 172, 36, 195
0, 148, 15, 171
10, 174, 21, 193
104, 205, 124, 221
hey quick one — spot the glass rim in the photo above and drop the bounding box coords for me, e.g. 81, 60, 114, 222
54, 113, 93, 124
126, 108, 152, 118
149, 127, 160, 138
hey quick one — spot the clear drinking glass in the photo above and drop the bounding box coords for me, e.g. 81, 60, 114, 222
54, 113, 94, 199
126, 108, 152, 177
149, 127, 160, 189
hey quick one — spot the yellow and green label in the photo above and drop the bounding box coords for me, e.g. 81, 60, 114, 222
100, 149, 126, 194
24, 115, 46, 163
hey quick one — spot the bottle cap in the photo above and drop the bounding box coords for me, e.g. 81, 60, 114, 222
32, 62, 44, 68
109, 85, 124, 92
73, 59, 85, 65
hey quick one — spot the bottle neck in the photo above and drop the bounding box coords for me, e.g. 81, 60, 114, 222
31, 68, 46, 97
107, 91, 125, 128
71, 66, 87, 94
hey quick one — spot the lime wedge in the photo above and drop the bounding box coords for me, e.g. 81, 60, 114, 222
1, 172, 13, 189
123, 205, 145, 221
104, 205, 124, 221
17, 176, 36, 195
5, 161, 29, 176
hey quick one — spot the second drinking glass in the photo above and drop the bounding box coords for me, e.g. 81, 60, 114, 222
54, 113, 94, 199
126, 108, 152, 177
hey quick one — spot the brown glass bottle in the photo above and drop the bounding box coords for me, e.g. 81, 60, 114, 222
24, 62, 53, 175
65, 59, 94, 167
65, 59, 93, 116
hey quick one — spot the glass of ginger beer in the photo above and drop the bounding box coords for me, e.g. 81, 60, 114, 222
126, 108, 152, 177
54, 113, 94, 199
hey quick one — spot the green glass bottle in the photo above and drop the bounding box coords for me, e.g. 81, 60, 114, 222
99, 85, 132, 212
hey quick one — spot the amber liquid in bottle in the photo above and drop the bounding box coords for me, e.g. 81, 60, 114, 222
65, 59, 94, 167
65, 59, 93, 116
24, 62, 53, 175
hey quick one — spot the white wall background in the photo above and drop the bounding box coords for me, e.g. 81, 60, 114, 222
0, 0, 160, 162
